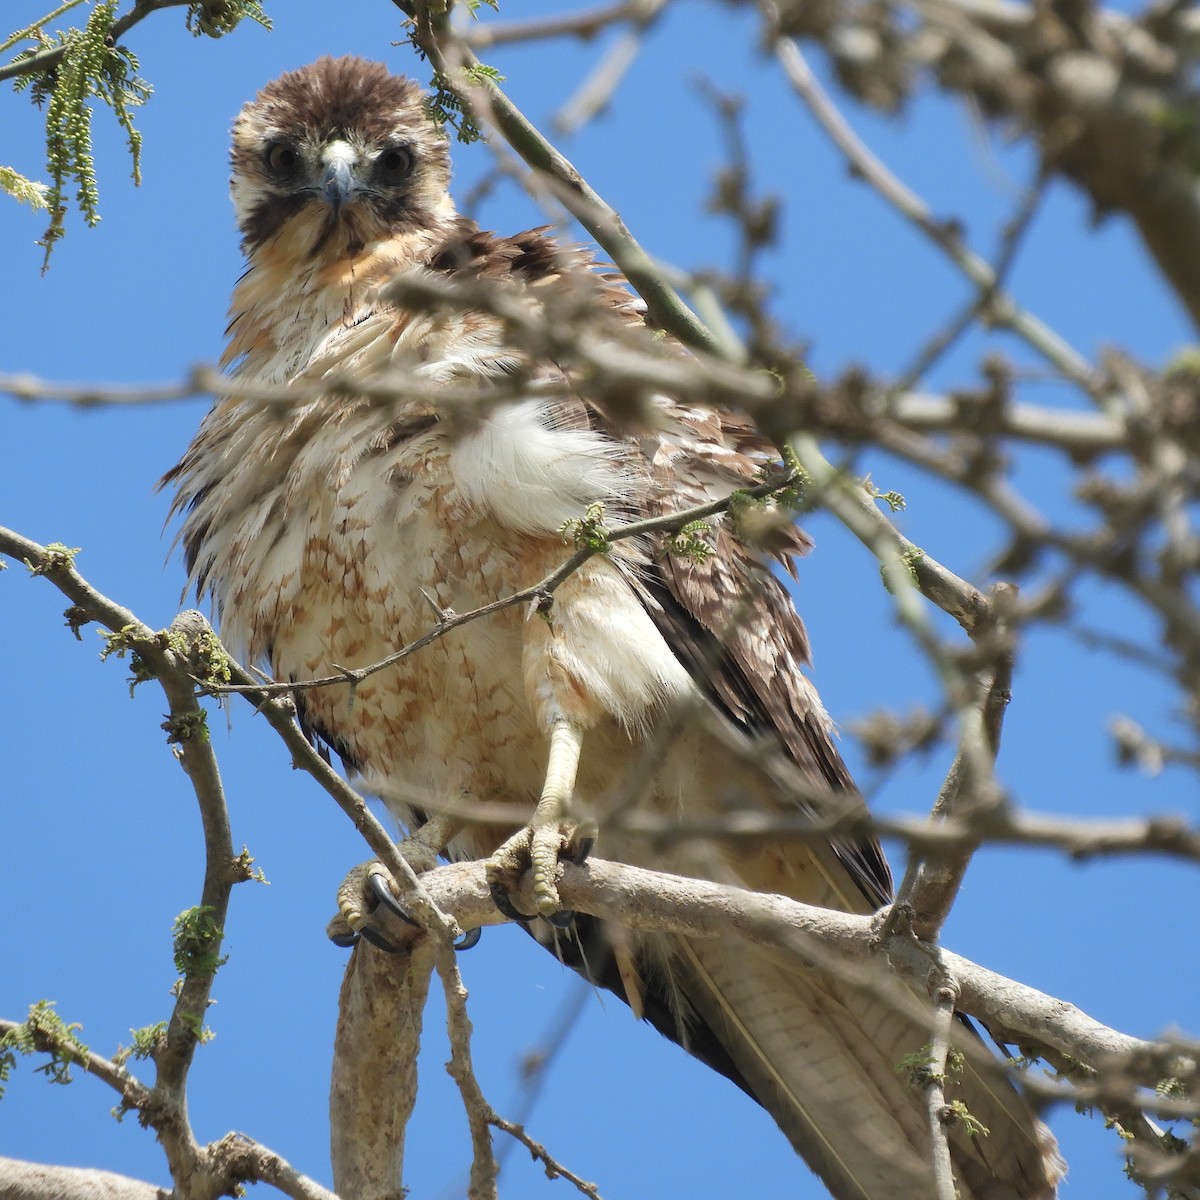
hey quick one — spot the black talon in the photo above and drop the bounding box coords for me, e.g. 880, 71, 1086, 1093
329, 929, 361, 949
454, 927, 482, 951
545, 909, 576, 930
359, 924, 404, 953
489, 880, 535, 923
370, 872, 420, 927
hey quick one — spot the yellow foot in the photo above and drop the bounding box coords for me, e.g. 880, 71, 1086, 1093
485, 819, 595, 924
486, 719, 589, 922
326, 815, 469, 950
326, 860, 401, 946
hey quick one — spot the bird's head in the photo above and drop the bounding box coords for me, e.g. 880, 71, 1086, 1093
229, 56, 454, 257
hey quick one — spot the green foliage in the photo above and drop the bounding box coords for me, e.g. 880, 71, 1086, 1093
172, 906, 227, 979
26, 540, 79, 575
560, 502, 613, 553
8, 0, 151, 268
896, 1044, 940, 1089
862, 474, 906, 512
427, 62, 505, 145
776, 443, 812, 508
163, 709, 209, 745
944, 1098, 991, 1139
98, 623, 156, 694
725, 460, 809, 553
1163, 346, 1200, 381
234, 845, 269, 884
1007, 1047, 1046, 1071
0, 1000, 89, 1098
663, 519, 715, 564
881, 544, 925, 592
184, 1, 271, 38
113, 1021, 168, 1066
895, 1043, 965, 1090
172, 625, 233, 690
174, 1006, 217, 1045
1105, 1112, 1137, 1140
0, 164, 49, 209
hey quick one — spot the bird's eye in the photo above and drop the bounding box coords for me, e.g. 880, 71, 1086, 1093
376, 146, 413, 185
265, 143, 299, 175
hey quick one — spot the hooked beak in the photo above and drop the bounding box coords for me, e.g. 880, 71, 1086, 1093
321, 143, 359, 218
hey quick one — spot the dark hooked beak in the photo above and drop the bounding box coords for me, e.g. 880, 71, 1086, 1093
322, 157, 357, 219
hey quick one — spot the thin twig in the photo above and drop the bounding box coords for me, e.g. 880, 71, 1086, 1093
889, 175, 1048, 396
350, 770, 1200, 863
0, 0, 89, 55
0, 1018, 149, 1109
397, 0, 730, 359
0, 0, 192, 83
207, 471, 797, 698
924, 980, 960, 1200
900, 594, 1017, 942
769, 30, 1104, 397
552, 0, 668, 135
461, 0, 652, 49
435, 944, 500, 1200
489, 1112, 604, 1199
497, 981, 591, 1171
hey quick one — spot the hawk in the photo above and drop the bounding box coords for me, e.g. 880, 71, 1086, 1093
165, 56, 1063, 1200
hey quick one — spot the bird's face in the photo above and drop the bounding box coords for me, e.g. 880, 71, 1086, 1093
229, 56, 454, 256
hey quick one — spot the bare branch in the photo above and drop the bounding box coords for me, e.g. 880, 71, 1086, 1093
331, 939, 436, 1200
488, 1113, 604, 1199
788, 432, 993, 633
889, 174, 1048, 396
397, 0, 731, 358
769, 29, 1105, 396
551, 0, 668, 135
923, 981, 960, 1200
434, 944, 501, 1200
366, 856, 1170, 1091
0, 1157, 166, 1200
883, 392, 1126, 454
461, 0, 658, 49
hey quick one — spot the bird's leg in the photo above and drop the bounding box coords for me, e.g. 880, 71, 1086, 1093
327, 813, 463, 949
531, 718, 587, 914
486, 719, 589, 921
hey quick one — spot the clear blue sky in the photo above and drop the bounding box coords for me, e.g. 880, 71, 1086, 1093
1, 3, 1195, 1198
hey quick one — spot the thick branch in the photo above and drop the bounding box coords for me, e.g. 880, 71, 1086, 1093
374, 857, 1160, 1084
331, 940, 436, 1200
0, 1157, 166, 1200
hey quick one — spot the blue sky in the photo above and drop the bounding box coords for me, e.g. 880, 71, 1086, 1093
1, 3, 1196, 1198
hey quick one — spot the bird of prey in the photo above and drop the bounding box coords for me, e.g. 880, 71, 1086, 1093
165, 56, 1063, 1200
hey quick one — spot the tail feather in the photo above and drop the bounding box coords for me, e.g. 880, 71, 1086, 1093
670, 936, 1064, 1200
